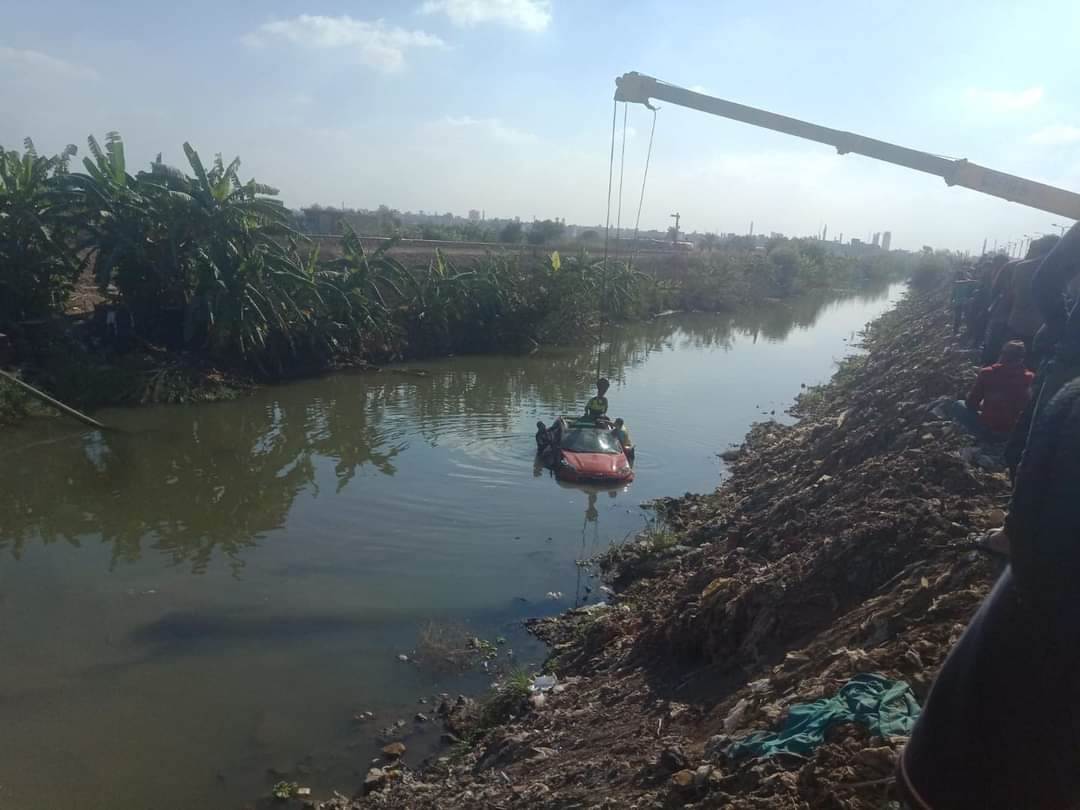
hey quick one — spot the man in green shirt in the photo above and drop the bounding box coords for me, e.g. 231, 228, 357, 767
585, 378, 610, 421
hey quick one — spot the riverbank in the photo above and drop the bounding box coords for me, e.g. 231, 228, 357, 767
314, 277, 1007, 808
0, 262, 907, 428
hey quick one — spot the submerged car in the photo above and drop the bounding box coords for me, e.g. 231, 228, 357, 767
537, 420, 634, 484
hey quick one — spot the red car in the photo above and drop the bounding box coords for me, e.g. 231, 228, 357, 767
541, 424, 634, 484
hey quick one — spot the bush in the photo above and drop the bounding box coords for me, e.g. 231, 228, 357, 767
910, 253, 950, 290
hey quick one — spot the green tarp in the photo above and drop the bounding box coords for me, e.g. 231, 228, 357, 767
727, 673, 921, 760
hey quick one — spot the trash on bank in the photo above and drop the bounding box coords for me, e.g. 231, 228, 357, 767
727, 673, 921, 760
530, 674, 558, 693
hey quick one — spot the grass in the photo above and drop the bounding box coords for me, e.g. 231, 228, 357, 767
476, 669, 533, 733
639, 516, 679, 552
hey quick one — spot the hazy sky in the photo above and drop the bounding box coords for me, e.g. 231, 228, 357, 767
3, 0, 1079, 251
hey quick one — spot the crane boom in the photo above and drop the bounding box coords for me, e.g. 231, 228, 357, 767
614, 72, 1080, 221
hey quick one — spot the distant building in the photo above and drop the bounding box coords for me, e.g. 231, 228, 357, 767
468, 209, 481, 222
872, 232, 881, 247
882, 231, 892, 251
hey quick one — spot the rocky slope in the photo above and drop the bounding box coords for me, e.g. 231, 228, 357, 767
323, 279, 1009, 809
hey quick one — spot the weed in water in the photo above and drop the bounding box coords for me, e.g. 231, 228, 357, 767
271, 781, 297, 800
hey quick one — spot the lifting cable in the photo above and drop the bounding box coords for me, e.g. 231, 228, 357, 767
598, 99, 620, 383
601, 104, 630, 380
629, 107, 659, 270
611, 103, 630, 266
598, 101, 661, 381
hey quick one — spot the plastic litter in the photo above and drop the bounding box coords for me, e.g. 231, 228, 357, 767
530, 674, 558, 693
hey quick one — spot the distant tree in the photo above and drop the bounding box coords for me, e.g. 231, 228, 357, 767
768, 245, 801, 293
460, 222, 494, 242
579, 229, 599, 242
498, 221, 523, 243
699, 232, 720, 251
667, 226, 679, 242
527, 219, 566, 245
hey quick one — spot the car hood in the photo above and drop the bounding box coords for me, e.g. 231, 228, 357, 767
562, 450, 628, 476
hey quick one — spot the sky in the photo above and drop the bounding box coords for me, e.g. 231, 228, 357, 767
3, 0, 1080, 252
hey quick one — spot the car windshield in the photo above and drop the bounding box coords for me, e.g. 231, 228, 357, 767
562, 428, 621, 454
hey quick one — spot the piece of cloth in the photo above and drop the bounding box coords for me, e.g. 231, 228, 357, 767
965, 362, 1034, 434
584, 395, 608, 418
727, 674, 920, 760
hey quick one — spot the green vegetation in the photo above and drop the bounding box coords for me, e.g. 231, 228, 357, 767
477, 669, 533, 731
2, 130, 918, 397
667, 238, 918, 312
0, 140, 81, 325
271, 781, 298, 800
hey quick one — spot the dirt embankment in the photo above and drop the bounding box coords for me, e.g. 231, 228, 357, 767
320, 279, 1009, 809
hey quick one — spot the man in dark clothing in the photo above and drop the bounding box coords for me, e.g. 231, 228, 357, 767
982, 259, 1018, 365
1005, 235, 1060, 365
968, 254, 1008, 351
950, 267, 976, 335
898, 379, 1080, 810
957, 340, 1034, 437
1004, 224, 1080, 474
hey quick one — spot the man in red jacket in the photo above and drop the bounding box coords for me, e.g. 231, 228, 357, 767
964, 340, 1035, 435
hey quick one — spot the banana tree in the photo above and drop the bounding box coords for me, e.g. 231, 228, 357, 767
61, 132, 174, 333
139, 143, 316, 363
318, 224, 411, 338
407, 249, 477, 353
0, 139, 80, 324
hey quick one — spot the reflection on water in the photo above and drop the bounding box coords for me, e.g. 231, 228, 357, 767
0, 283, 894, 571
0, 281, 903, 810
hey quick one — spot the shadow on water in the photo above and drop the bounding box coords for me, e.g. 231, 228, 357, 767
0, 280, 893, 573
129, 610, 376, 652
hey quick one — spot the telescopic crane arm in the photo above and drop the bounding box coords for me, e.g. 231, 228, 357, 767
614, 72, 1080, 221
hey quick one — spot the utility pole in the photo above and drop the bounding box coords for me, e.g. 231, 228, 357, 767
981, 237, 987, 256
670, 212, 681, 243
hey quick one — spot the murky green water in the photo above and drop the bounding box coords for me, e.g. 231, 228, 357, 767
0, 283, 903, 809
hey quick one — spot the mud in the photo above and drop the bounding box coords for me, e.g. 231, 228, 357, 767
305, 278, 1011, 809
